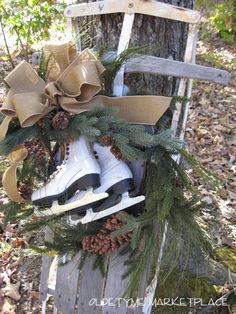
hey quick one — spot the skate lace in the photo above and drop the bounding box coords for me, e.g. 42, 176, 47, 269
47, 144, 70, 183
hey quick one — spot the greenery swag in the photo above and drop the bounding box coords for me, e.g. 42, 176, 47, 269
0, 45, 220, 299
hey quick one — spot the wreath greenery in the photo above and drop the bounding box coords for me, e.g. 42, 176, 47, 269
0, 46, 220, 298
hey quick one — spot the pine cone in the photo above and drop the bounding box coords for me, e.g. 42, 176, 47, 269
110, 145, 125, 160
100, 134, 114, 146
82, 212, 132, 255
38, 110, 57, 129
24, 139, 46, 163
51, 111, 70, 129
18, 185, 33, 200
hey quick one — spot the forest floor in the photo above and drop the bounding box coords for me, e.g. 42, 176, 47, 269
0, 12, 236, 314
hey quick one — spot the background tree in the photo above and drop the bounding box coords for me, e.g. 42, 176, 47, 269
77, 0, 194, 97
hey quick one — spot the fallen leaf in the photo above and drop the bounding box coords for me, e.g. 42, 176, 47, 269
201, 196, 213, 205
1, 297, 16, 314
30, 290, 40, 298
2, 280, 21, 301
228, 190, 236, 200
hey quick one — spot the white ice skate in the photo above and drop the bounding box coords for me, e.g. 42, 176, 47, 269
32, 136, 108, 216
67, 143, 145, 225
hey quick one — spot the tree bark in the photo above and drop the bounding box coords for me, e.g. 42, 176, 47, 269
77, 0, 195, 96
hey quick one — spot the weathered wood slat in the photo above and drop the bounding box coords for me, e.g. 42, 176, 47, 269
102, 52, 230, 85
77, 255, 107, 314
102, 251, 130, 314
171, 23, 197, 136
65, 0, 200, 24
54, 254, 81, 314
125, 56, 230, 85
39, 256, 54, 302
102, 250, 144, 314
113, 13, 135, 96
39, 228, 55, 303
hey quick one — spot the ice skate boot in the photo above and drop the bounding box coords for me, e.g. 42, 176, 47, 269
67, 143, 145, 225
32, 136, 108, 215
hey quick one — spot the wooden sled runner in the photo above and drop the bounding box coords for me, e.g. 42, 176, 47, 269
39, 1, 230, 314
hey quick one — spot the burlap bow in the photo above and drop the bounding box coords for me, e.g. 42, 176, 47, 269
0, 43, 172, 202
0, 48, 105, 136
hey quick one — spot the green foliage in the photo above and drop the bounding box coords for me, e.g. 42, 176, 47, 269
210, 1, 236, 43
0, 125, 37, 155
195, 0, 236, 43
0, 201, 34, 226
214, 247, 236, 273
0, 106, 220, 299
102, 45, 156, 95
0, 0, 66, 60
92, 254, 107, 277
122, 225, 158, 298
23, 217, 103, 260
0, 160, 8, 181
153, 272, 221, 314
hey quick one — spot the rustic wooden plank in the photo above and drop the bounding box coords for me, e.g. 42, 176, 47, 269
102, 52, 230, 85
171, 23, 197, 136
47, 256, 58, 292
113, 13, 135, 96
39, 227, 55, 303
77, 255, 108, 314
65, 0, 200, 24
102, 251, 130, 314
39, 256, 54, 302
102, 250, 145, 314
54, 254, 81, 314
125, 56, 230, 85
179, 31, 198, 140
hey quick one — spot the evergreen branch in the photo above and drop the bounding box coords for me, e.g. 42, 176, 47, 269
93, 254, 107, 277
0, 125, 37, 155
180, 149, 221, 190
1, 202, 34, 226
122, 225, 157, 299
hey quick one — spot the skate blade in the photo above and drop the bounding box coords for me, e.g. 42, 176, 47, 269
35, 189, 109, 217
68, 192, 145, 225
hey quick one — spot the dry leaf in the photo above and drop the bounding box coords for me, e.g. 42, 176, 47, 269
1, 297, 16, 314
2, 280, 21, 301
228, 190, 236, 200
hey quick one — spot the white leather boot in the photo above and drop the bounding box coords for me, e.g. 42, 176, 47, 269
68, 143, 145, 225
32, 136, 108, 211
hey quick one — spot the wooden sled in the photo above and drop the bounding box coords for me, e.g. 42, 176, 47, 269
38, 1, 230, 314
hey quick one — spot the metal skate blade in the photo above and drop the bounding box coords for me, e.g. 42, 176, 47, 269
35, 189, 109, 217
68, 192, 145, 225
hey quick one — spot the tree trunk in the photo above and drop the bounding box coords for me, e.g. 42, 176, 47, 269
77, 0, 195, 96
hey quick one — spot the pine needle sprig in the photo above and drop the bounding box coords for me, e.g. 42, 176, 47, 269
122, 225, 157, 299
0, 125, 37, 155
180, 149, 221, 191
92, 254, 107, 277
1, 202, 34, 226
102, 46, 150, 94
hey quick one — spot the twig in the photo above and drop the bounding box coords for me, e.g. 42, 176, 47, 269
0, 18, 15, 69
13, 26, 28, 61
25, 18, 32, 63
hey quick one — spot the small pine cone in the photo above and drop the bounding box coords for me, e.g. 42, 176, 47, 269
51, 111, 70, 130
24, 139, 46, 163
82, 212, 131, 255
18, 185, 33, 200
38, 111, 56, 129
100, 134, 114, 146
110, 145, 125, 160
